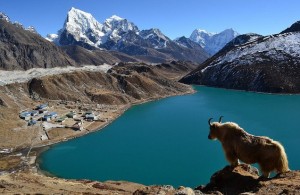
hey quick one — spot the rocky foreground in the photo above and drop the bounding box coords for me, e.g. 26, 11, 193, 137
197, 164, 300, 195
0, 164, 299, 194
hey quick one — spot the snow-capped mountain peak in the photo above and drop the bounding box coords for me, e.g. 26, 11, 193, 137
66, 7, 101, 29
139, 28, 170, 48
219, 28, 239, 38
64, 7, 104, 45
103, 15, 138, 34
101, 15, 139, 43
140, 28, 168, 40
45, 7, 209, 63
106, 15, 124, 22
190, 28, 239, 55
190, 29, 216, 47
193, 29, 216, 36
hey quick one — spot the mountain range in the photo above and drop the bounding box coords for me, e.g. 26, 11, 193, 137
3, 7, 300, 94
180, 21, 300, 93
0, 8, 240, 70
45, 8, 209, 63
46, 7, 238, 63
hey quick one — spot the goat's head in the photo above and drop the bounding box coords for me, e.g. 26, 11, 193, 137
208, 116, 223, 140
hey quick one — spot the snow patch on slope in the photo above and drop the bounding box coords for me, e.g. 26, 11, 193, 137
203, 33, 300, 72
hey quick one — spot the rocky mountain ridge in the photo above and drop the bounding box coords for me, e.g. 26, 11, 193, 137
0, 12, 39, 34
0, 19, 76, 70
180, 21, 300, 94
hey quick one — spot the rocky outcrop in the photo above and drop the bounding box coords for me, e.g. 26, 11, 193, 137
0, 20, 76, 70
197, 164, 300, 195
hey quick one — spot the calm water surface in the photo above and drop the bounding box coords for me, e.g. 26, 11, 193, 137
39, 86, 300, 187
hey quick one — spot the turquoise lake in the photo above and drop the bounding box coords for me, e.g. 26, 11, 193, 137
39, 86, 300, 188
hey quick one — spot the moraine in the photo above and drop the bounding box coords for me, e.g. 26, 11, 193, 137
38, 86, 300, 187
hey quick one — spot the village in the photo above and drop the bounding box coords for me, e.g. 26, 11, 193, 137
18, 101, 124, 143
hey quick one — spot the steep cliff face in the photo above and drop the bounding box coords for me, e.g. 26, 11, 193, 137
0, 20, 76, 70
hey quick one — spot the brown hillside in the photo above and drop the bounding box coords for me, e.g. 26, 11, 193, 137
0, 20, 76, 70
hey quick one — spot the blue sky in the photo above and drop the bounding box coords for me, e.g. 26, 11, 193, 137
0, 0, 299, 39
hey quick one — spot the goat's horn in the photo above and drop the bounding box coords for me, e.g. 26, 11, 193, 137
219, 116, 224, 123
208, 118, 213, 126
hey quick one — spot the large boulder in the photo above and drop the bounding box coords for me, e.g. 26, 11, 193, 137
197, 164, 300, 195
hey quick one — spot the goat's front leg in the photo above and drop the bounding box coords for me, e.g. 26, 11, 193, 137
224, 147, 239, 167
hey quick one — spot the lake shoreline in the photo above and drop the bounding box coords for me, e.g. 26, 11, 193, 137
194, 84, 300, 95
33, 89, 195, 149
37, 85, 300, 187
0, 88, 195, 192
32, 88, 196, 181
